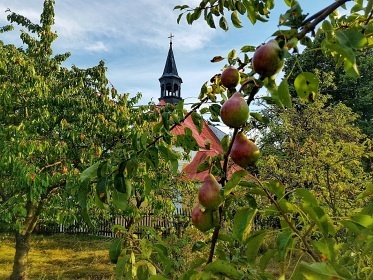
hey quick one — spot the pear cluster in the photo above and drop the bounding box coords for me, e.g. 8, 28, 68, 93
191, 173, 222, 232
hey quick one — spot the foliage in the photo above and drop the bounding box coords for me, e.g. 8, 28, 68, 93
168, 0, 373, 279
0, 1, 194, 278
284, 34, 373, 138
2, 0, 373, 279
258, 95, 372, 215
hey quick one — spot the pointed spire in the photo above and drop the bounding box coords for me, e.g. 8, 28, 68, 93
159, 34, 183, 104
162, 33, 180, 77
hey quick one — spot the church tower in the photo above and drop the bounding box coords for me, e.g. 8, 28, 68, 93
159, 34, 183, 104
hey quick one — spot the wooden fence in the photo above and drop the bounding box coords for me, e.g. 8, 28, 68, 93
34, 208, 192, 238
34, 208, 280, 238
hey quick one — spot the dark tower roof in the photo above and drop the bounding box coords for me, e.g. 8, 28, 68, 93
160, 41, 182, 80
159, 35, 183, 104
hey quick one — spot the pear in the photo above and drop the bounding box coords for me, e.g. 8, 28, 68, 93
252, 39, 284, 78
191, 204, 214, 232
220, 66, 240, 89
230, 132, 260, 168
198, 173, 223, 210
220, 92, 250, 128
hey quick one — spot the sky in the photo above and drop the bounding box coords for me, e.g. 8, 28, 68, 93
0, 0, 339, 108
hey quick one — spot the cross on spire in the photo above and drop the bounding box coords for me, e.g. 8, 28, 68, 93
168, 33, 174, 45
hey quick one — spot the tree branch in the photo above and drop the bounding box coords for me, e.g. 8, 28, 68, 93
297, 0, 352, 40
255, 178, 321, 262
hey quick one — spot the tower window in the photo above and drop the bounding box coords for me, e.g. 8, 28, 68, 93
174, 84, 179, 96
166, 83, 172, 96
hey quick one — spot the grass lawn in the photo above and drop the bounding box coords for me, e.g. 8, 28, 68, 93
0, 233, 115, 280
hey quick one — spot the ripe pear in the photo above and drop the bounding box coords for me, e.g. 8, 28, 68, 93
230, 132, 260, 168
191, 204, 214, 232
198, 173, 223, 210
220, 66, 240, 88
220, 92, 250, 128
252, 39, 284, 78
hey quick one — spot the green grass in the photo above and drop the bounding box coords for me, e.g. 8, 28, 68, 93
0, 233, 115, 280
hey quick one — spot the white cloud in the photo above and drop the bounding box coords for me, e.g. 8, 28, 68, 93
84, 41, 109, 52
0, 0, 218, 59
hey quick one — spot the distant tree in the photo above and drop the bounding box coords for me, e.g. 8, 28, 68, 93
0, 2, 196, 278
0, 1, 178, 279
284, 34, 373, 137
257, 95, 372, 216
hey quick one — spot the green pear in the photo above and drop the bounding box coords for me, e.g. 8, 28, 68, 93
220, 66, 240, 89
230, 132, 260, 168
191, 204, 214, 232
198, 173, 223, 210
220, 92, 250, 128
252, 39, 284, 78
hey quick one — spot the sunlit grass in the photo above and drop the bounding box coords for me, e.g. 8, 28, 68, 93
0, 233, 115, 279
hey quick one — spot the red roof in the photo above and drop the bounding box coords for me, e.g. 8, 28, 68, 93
158, 100, 225, 182
171, 115, 224, 154
181, 150, 220, 181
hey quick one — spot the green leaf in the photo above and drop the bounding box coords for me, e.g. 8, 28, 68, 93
365, 0, 373, 17
197, 157, 211, 173
351, 214, 373, 228
224, 169, 248, 196
109, 238, 122, 264
294, 72, 319, 101
145, 146, 159, 169
240, 45, 256, 52
339, 219, 363, 235
189, 257, 206, 269
176, 133, 199, 152
192, 241, 206, 252
97, 161, 109, 178
219, 16, 228, 31
209, 103, 221, 122
259, 249, 276, 271
295, 188, 318, 205
221, 134, 230, 153
236, 1, 246, 14
227, 49, 237, 64
300, 204, 335, 238
96, 177, 108, 203
162, 111, 170, 130
265, 180, 285, 199
299, 262, 341, 280
323, 41, 359, 77
231, 11, 243, 28
210, 56, 225, 63
278, 78, 292, 108
276, 231, 293, 261
246, 230, 268, 263
233, 207, 258, 243
250, 112, 270, 125
80, 161, 100, 182
112, 189, 129, 211
336, 29, 367, 49
245, 3, 256, 24
114, 174, 126, 193
191, 112, 203, 134
204, 259, 242, 279
205, 12, 216, 28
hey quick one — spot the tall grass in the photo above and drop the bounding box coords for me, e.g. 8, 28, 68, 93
0, 233, 115, 280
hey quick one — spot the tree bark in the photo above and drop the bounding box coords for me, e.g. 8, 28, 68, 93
10, 231, 31, 280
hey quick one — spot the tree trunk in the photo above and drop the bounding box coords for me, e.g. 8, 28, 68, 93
10, 231, 31, 280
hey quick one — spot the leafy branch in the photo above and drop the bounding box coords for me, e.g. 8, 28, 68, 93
297, 0, 352, 39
